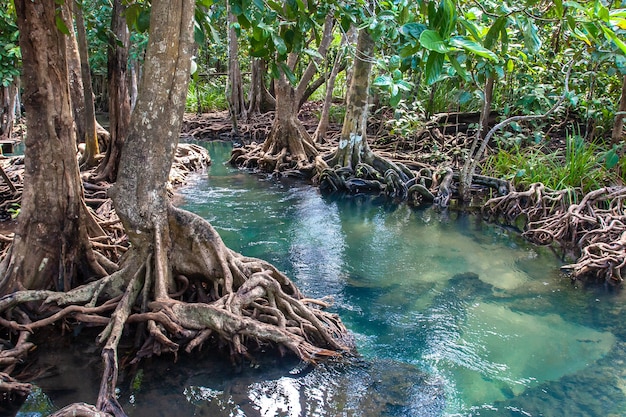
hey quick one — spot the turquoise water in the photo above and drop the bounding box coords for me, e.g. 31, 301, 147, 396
18, 141, 626, 417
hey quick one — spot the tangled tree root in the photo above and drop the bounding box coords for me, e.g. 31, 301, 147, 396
485, 184, 626, 284
0, 205, 351, 416
1, 142, 329, 414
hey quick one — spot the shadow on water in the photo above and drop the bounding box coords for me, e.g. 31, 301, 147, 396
17, 141, 626, 416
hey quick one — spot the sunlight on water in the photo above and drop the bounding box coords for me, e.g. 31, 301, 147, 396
18, 141, 625, 417
175, 142, 624, 416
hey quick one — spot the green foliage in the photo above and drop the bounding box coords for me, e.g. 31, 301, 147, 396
484, 135, 619, 193
186, 78, 228, 113
386, 100, 426, 137
0, 6, 20, 87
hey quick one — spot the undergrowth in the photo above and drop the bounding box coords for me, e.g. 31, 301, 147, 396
484, 134, 622, 194
186, 78, 228, 113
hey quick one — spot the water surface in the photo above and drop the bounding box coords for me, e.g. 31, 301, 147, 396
19, 141, 626, 417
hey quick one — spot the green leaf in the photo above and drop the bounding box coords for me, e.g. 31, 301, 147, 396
373, 75, 393, 87
603, 148, 620, 169
459, 19, 481, 41
439, 0, 457, 38
554, 0, 564, 16
125, 4, 141, 27
399, 43, 421, 58
279, 62, 297, 85
272, 33, 288, 55
55, 15, 70, 35
484, 16, 507, 50
448, 53, 468, 80
267, 0, 283, 13
390, 91, 401, 107
424, 51, 444, 85
396, 79, 412, 91
449, 36, 499, 61
253, 0, 265, 12
419, 30, 450, 54
304, 48, 323, 60
137, 10, 151, 33
518, 16, 541, 54
400, 22, 426, 39
194, 24, 205, 45
389, 55, 401, 69
615, 54, 626, 75
601, 25, 626, 55
506, 58, 514, 72
596, 2, 610, 22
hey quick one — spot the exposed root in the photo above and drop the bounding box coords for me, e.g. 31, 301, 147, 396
485, 185, 626, 284
0, 204, 351, 415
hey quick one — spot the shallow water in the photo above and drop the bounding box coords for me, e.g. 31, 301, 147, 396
18, 142, 626, 417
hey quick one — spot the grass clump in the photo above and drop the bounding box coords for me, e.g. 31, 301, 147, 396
186, 78, 228, 113
484, 134, 621, 194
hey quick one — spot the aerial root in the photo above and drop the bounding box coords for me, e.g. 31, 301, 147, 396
485, 185, 626, 284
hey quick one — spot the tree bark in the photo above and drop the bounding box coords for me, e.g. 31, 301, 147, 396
75, 1, 100, 168
226, 3, 246, 126
327, 29, 376, 168
1, 0, 104, 293
93, 0, 131, 183
480, 76, 495, 138
63, 0, 86, 147
318, 29, 412, 199
612, 74, 626, 145
247, 58, 275, 115
110, 0, 194, 243
0, 80, 19, 142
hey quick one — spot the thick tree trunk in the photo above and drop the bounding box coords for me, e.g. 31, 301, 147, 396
612, 75, 626, 145
1, 0, 104, 293
110, 1, 194, 243
93, 0, 131, 183
327, 30, 374, 169
75, 2, 100, 168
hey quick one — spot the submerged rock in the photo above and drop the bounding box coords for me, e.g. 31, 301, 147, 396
183, 356, 445, 417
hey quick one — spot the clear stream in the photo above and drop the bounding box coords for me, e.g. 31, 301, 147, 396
18, 142, 626, 417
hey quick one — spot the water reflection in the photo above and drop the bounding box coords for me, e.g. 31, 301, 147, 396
18, 141, 626, 417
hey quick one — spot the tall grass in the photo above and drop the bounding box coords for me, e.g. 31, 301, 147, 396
484, 134, 620, 194
186, 79, 228, 113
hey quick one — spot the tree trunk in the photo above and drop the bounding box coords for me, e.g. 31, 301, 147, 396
75, 1, 100, 169
63, 0, 86, 147
326, 29, 376, 168
612, 74, 626, 145
234, 15, 335, 173
318, 29, 412, 199
93, 0, 131, 183
480, 75, 495, 138
247, 58, 275, 115
110, 1, 194, 243
0, 80, 19, 142
1, 0, 104, 293
313, 47, 344, 143
226, 3, 246, 127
